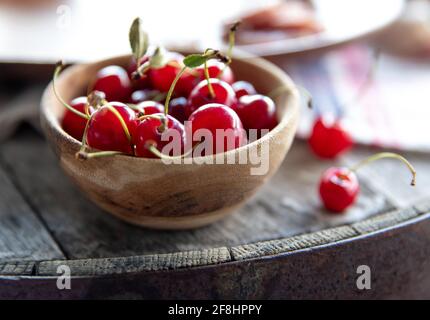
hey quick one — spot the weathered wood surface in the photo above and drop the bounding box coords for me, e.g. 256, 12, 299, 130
0, 130, 395, 261
1, 86, 430, 298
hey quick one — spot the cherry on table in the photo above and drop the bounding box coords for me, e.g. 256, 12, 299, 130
186, 79, 236, 118
186, 103, 245, 155
319, 167, 359, 213
236, 94, 278, 132
319, 152, 416, 213
86, 102, 137, 155
232, 81, 256, 99
92, 65, 132, 102
134, 114, 185, 158
308, 117, 353, 159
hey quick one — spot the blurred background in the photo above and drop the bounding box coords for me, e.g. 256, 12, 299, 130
0, 0, 429, 151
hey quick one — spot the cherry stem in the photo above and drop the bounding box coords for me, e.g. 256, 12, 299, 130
133, 61, 150, 80
350, 152, 417, 186
219, 21, 240, 80
146, 142, 196, 160
76, 150, 125, 160
204, 60, 216, 98
102, 101, 132, 145
160, 66, 188, 131
53, 61, 90, 120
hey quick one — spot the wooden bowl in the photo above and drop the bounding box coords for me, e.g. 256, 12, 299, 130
40, 55, 300, 229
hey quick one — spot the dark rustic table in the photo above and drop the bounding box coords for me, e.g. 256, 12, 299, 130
0, 75, 429, 299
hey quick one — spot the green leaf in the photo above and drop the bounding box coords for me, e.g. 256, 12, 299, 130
183, 54, 209, 68
129, 17, 149, 62
149, 47, 169, 69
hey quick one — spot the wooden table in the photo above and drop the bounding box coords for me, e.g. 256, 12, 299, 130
0, 101, 429, 298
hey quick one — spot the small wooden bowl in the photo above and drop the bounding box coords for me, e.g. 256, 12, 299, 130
40, 55, 300, 229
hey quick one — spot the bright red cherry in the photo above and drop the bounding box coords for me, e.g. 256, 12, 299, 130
134, 114, 185, 158
92, 65, 132, 102
187, 103, 245, 155
232, 81, 256, 98
135, 101, 164, 115
86, 102, 137, 155
186, 79, 236, 118
308, 117, 353, 159
168, 97, 188, 123
319, 153, 416, 213
195, 60, 234, 85
148, 52, 184, 93
61, 97, 94, 141
236, 94, 277, 131
127, 56, 151, 89
319, 167, 359, 213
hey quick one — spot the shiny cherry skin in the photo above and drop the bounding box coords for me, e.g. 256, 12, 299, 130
168, 97, 188, 123
148, 52, 184, 93
319, 167, 359, 213
134, 114, 185, 158
187, 103, 245, 155
130, 89, 162, 104
177, 61, 235, 97
309, 117, 353, 159
236, 94, 277, 131
127, 56, 151, 89
195, 60, 234, 85
86, 102, 137, 155
61, 97, 94, 141
186, 79, 236, 118
232, 81, 256, 99
135, 101, 164, 115
92, 65, 131, 102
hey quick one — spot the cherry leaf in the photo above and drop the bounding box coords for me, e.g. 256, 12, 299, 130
129, 17, 149, 62
183, 54, 208, 68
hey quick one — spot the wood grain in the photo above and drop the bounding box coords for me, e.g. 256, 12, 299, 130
0, 130, 394, 260
0, 163, 64, 262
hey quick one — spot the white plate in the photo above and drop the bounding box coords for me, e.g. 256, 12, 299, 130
234, 0, 406, 57
0, 0, 405, 64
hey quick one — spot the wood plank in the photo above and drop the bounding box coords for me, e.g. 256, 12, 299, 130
0, 130, 394, 259
38, 247, 231, 276
0, 165, 64, 262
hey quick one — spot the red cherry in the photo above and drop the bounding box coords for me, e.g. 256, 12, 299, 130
319, 167, 359, 213
86, 102, 137, 155
134, 114, 185, 158
232, 81, 256, 99
127, 56, 151, 89
308, 117, 353, 159
92, 65, 131, 102
236, 94, 277, 131
168, 97, 188, 123
187, 103, 245, 155
176, 61, 235, 97
176, 69, 200, 97
130, 89, 163, 104
61, 97, 94, 141
186, 79, 236, 118
148, 53, 184, 93
196, 60, 234, 84
135, 101, 164, 115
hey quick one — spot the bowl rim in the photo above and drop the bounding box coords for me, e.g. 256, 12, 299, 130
41, 54, 300, 163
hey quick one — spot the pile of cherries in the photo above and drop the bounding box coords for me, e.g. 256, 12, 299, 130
56, 19, 278, 160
